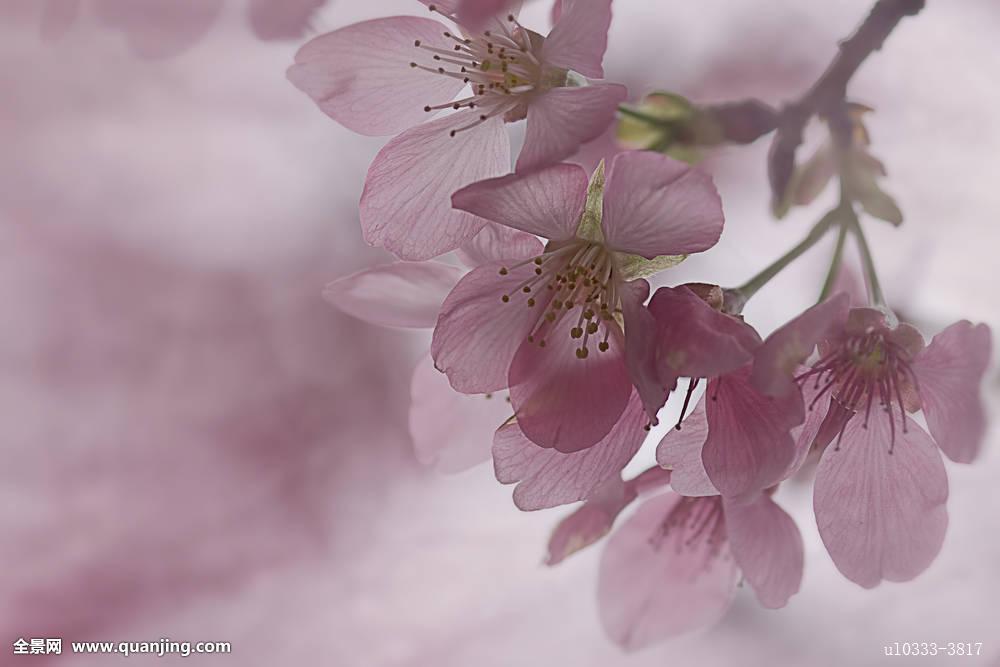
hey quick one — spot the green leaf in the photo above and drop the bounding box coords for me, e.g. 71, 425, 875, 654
615, 253, 688, 281
576, 160, 606, 243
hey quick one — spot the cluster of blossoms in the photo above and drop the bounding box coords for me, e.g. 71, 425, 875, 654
291, 0, 992, 650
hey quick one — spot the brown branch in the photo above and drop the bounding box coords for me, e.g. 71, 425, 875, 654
767, 0, 926, 204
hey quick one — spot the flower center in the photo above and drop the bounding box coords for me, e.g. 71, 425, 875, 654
798, 330, 919, 451
412, 7, 550, 136
497, 241, 621, 359
654, 496, 727, 562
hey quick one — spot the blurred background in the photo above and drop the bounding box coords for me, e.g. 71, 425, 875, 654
1, 0, 997, 665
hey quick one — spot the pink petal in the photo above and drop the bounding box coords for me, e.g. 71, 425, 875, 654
621, 279, 675, 422
752, 293, 850, 401
455, 223, 543, 267
432, 260, 548, 393
493, 391, 647, 510
508, 312, 632, 452
598, 493, 739, 650
454, 0, 515, 30
248, 0, 325, 40
541, 0, 612, 78
602, 152, 724, 259
361, 110, 510, 260
912, 321, 992, 463
516, 83, 628, 172
409, 352, 512, 473
94, 0, 222, 60
656, 396, 718, 496
724, 494, 804, 608
452, 163, 588, 241
702, 365, 801, 501
323, 261, 463, 329
814, 407, 949, 588
648, 286, 761, 380
546, 477, 633, 565
288, 17, 466, 136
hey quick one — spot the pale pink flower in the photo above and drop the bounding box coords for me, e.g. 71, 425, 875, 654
432, 152, 724, 452
323, 224, 541, 472
753, 298, 993, 587
287, 0, 626, 260
635, 285, 803, 500
598, 488, 803, 650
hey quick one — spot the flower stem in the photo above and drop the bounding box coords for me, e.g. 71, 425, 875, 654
818, 221, 849, 302
848, 212, 897, 325
724, 207, 842, 314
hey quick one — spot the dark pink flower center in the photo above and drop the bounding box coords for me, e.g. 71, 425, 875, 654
498, 241, 621, 360
798, 330, 919, 452
412, 8, 548, 136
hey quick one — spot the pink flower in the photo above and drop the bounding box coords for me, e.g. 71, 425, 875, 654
753, 298, 993, 587
597, 488, 803, 649
323, 224, 541, 472
432, 151, 724, 452
287, 0, 626, 260
635, 285, 803, 500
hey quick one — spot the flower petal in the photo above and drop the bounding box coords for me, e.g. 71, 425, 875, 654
598, 493, 739, 650
452, 163, 588, 241
724, 494, 804, 609
409, 352, 512, 473
493, 391, 647, 510
541, 0, 612, 78
287, 17, 465, 136
601, 152, 724, 258
455, 223, 543, 267
648, 286, 762, 380
432, 260, 549, 393
621, 279, 676, 422
323, 261, 463, 328
656, 396, 718, 496
814, 407, 949, 588
752, 293, 850, 402
702, 365, 801, 501
912, 321, 992, 463
454, 0, 515, 30
516, 83, 628, 172
545, 477, 633, 565
508, 311, 632, 452
361, 110, 510, 260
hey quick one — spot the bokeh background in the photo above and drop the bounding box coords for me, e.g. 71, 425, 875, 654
1, 0, 998, 665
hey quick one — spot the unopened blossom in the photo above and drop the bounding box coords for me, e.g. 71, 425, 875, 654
323, 224, 541, 472
432, 151, 724, 452
630, 285, 803, 500
753, 296, 992, 587
288, 0, 626, 260
598, 486, 803, 649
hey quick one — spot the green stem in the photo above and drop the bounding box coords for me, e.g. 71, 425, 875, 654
818, 221, 849, 302
724, 207, 842, 313
848, 213, 897, 325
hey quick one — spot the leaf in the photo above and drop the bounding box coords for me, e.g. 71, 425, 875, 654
576, 160, 606, 243
615, 253, 687, 281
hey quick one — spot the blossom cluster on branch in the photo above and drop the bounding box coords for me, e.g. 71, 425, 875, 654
290, 0, 992, 649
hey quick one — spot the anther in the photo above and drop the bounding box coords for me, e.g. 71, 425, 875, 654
576, 347, 589, 359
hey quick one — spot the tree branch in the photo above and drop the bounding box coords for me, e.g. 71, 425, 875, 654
767, 0, 925, 203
